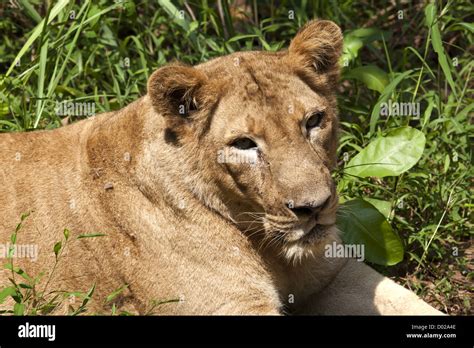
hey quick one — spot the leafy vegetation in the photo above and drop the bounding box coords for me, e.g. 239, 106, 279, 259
0, 0, 472, 314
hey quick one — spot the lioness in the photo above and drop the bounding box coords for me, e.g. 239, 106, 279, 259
0, 20, 440, 315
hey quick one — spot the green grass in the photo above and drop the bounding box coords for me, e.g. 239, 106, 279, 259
0, 0, 472, 314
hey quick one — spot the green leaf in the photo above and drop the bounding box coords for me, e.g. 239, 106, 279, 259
12, 267, 33, 282
63, 228, 70, 241
3, 264, 31, 282
105, 284, 129, 303
349, 28, 387, 41
20, 212, 31, 222
82, 283, 96, 307
53, 242, 62, 258
158, 0, 190, 31
7, 246, 14, 259
77, 233, 106, 239
345, 127, 426, 178
14, 302, 25, 315
363, 198, 392, 219
0, 287, 17, 304
425, 4, 457, 98
422, 92, 436, 128
18, 0, 42, 23
19, 283, 33, 289
443, 154, 450, 173
227, 34, 259, 43
188, 21, 199, 33
341, 28, 388, 65
337, 199, 404, 265
341, 35, 363, 63
456, 102, 474, 121
450, 22, 474, 33
87, 4, 102, 27
344, 65, 389, 93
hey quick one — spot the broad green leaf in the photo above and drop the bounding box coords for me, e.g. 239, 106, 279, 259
345, 127, 426, 178
337, 198, 404, 265
344, 65, 389, 93
363, 198, 392, 219
369, 70, 414, 135
425, 3, 457, 98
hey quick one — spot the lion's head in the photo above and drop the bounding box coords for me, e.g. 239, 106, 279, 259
147, 20, 343, 261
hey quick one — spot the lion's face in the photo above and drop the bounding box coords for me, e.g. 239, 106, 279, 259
148, 20, 343, 259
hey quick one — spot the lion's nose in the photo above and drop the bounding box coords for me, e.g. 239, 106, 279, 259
285, 194, 331, 219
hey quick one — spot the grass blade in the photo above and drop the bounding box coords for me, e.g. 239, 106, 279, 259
369, 70, 413, 135
6, 0, 70, 77
425, 3, 457, 99
33, 37, 49, 128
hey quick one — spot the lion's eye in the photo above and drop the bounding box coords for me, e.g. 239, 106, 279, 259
306, 111, 325, 130
230, 137, 258, 150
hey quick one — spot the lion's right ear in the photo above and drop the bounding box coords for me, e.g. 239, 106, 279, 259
147, 64, 208, 118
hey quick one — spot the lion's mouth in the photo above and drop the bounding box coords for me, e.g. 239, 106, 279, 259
281, 222, 334, 246
298, 223, 331, 244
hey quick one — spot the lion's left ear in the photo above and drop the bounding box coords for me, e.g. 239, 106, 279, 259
289, 20, 343, 74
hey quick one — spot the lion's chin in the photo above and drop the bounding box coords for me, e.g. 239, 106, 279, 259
282, 224, 339, 263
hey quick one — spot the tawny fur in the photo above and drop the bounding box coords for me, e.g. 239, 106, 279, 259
0, 20, 441, 315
